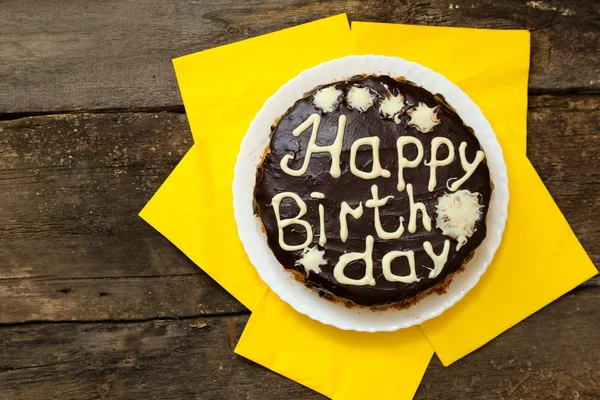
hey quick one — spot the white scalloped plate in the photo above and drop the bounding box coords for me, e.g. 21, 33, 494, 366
233, 55, 508, 332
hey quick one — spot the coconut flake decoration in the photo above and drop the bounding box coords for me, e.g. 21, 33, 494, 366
435, 190, 484, 251
407, 102, 441, 133
312, 86, 343, 113
295, 246, 327, 275
378, 90, 406, 124
347, 85, 378, 112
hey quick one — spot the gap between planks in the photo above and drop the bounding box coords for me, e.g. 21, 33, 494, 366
0, 90, 598, 122
0, 310, 251, 328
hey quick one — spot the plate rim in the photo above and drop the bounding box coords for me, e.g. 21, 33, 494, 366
232, 55, 509, 332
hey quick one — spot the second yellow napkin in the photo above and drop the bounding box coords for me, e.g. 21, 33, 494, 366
419, 124, 597, 365
351, 22, 530, 149
237, 291, 433, 399
141, 15, 435, 399
141, 141, 435, 399
151, 14, 352, 310
349, 22, 597, 366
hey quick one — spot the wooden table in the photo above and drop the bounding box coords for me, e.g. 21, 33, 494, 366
1, 1, 598, 398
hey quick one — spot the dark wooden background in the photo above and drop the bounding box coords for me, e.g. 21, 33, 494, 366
1, 1, 599, 399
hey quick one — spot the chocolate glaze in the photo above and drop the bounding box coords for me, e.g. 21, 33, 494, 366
253, 75, 491, 307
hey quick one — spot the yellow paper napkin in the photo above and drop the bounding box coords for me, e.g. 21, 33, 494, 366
349, 22, 597, 366
141, 15, 435, 400
351, 22, 530, 149
139, 145, 266, 309
141, 143, 434, 399
145, 14, 351, 310
419, 124, 597, 365
236, 290, 433, 399
174, 13, 351, 145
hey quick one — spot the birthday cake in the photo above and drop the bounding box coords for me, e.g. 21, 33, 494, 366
253, 75, 492, 308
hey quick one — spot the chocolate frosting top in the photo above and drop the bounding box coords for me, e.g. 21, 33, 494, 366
253, 75, 491, 307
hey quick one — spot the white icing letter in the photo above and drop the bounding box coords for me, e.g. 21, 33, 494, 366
280, 113, 346, 178
424, 137, 455, 192
396, 136, 424, 192
350, 136, 391, 180
382, 250, 419, 284
406, 183, 432, 233
365, 185, 404, 240
318, 204, 327, 246
333, 235, 376, 286
423, 240, 450, 279
339, 202, 364, 242
271, 192, 313, 251
310, 192, 325, 199
448, 142, 485, 191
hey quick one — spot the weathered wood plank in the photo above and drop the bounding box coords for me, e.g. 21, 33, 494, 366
1, 112, 193, 280
0, 111, 246, 320
1, 0, 598, 114
0, 275, 246, 323
1, 95, 598, 324
1, 287, 598, 399
527, 95, 600, 268
416, 287, 600, 399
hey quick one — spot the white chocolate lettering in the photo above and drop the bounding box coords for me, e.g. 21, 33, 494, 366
310, 192, 325, 199
333, 235, 376, 286
424, 137, 455, 192
382, 250, 420, 284
350, 136, 391, 180
448, 142, 485, 191
423, 240, 450, 279
406, 183, 432, 233
339, 202, 364, 242
396, 136, 424, 192
365, 185, 405, 240
318, 204, 327, 246
280, 113, 346, 178
271, 192, 313, 251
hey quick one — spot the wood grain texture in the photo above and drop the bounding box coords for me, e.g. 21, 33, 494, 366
1, 112, 193, 280
0, 112, 247, 322
1, 287, 598, 399
0, 275, 246, 323
1, 0, 599, 114
1, 95, 598, 324
527, 95, 600, 268
2, 3, 599, 395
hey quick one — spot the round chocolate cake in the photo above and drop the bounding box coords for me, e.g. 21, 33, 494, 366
253, 75, 492, 307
